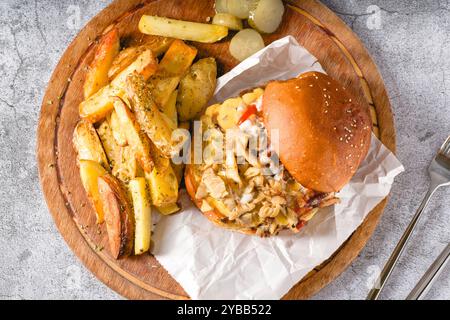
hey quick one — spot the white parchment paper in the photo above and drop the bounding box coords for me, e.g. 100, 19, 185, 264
152, 36, 404, 300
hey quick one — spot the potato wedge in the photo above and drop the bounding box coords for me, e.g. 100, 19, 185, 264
129, 178, 152, 255
84, 27, 120, 99
98, 174, 135, 259
148, 40, 197, 108
113, 97, 154, 173
177, 58, 217, 121
108, 46, 141, 81
146, 166, 178, 207
97, 118, 141, 182
149, 140, 171, 172
96, 119, 119, 170
111, 49, 158, 88
113, 146, 141, 183
148, 75, 181, 109
146, 142, 178, 207
125, 74, 178, 158
171, 121, 190, 184
107, 42, 170, 81
141, 36, 174, 57
160, 89, 178, 129
139, 15, 228, 43
109, 110, 127, 147
157, 203, 180, 215
122, 35, 174, 57
157, 40, 198, 77
79, 160, 108, 223
79, 85, 123, 123
73, 120, 109, 168
80, 49, 158, 123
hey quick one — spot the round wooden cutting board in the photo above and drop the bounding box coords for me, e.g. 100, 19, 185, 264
37, 0, 396, 300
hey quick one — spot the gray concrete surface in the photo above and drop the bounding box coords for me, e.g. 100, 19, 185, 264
0, 0, 449, 300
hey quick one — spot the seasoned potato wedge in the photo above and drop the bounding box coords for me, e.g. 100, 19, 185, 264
148, 40, 197, 107
171, 121, 190, 184
80, 49, 158, 123
157, 40, 198, 77
146, 142, 179, 207
129, 178, 152, 255
157, 203, 180, 215
123, 35, 174, 57
97, 118, 141, 182
141, 35, 174, 57
113, 146, 141, 183
109, 111, 127, 147
84, 27, 120, 99
177, 58, 217, 121
79, 160, 108, 223
73, 120, 109, 168
96, 119, 119, 169
113, 97, 154, 174
160, 90, 178, 129
139, 15, 228, 43
125, 74, 178, 158
108, 46, 141, 81
98, 174, 135, 259
148, 75, 181, 109
79, 85, 123, 123
108, 43, 170, 81
146, 166, 178, 207
111, 49, 158, 88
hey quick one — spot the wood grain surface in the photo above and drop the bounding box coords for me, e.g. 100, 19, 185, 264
36, 0, 396, 300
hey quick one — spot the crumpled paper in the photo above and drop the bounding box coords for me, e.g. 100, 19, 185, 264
152, 36, 404, 300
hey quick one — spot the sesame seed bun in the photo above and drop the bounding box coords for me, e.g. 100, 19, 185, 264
262, 72, 372, 193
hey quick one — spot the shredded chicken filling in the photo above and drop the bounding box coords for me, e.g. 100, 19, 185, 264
193, 89, 339, 236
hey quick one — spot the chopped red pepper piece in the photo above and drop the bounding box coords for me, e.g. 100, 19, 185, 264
296, 220, 306, 231
238, 104, 257, 125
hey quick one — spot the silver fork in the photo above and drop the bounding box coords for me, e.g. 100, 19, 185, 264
367, 135, 450, 300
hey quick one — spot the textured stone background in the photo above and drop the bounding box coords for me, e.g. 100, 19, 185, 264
0, 0, 449, 300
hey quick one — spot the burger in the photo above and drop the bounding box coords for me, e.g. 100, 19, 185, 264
185, 72, 372, 237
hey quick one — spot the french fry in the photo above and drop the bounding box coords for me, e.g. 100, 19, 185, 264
148, 40, 197, 107
125, 74, 178, 158
113, 97, 154, 174
79, 160, 108, 223
84, 27, 120, 99
79, 49, 158, 123
139, 15, 228, 44
129, 177, 152, 255
73, 120, 109, 169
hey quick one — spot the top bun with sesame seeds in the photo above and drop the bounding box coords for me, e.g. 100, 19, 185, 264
262, 72, 372, 193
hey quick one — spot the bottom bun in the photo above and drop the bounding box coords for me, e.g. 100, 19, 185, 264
185, 166, 257, 236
